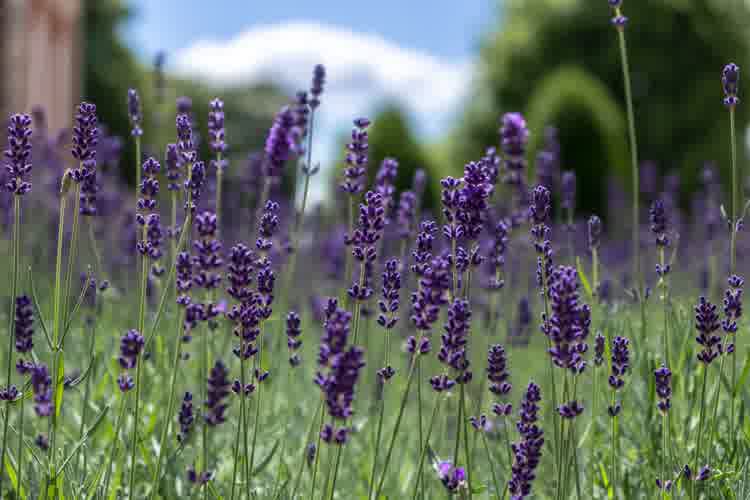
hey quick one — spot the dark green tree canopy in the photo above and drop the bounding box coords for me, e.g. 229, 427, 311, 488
453, 0, 750, 213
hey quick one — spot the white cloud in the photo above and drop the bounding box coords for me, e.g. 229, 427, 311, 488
173, 21, 474, 202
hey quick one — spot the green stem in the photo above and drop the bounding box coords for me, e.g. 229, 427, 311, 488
374, 351, 421, 499
481, 432, 501, 500
104, 395, 129, 494
410, 393, 444, 500
692, 367, 708, 499
730, 107, 738, 274
248, 326, 266, 486
128, 229, 150, 499
289, 398, 324, 499
326, 444, 343, 500
416, 357, 425, 500
459, 383, 473, 499
615, 21, 641, 297
46, 191, 68, 492
15, 393, 25, 493
149, 311, 186, 498
661, 412, 668, 500
77, 317, 97, 472
62, 185, 82, 328
343, 198, 355, 306
308, 398, 326, 500
0, 196, 20, 498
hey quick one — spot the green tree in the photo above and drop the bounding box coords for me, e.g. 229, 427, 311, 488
367, 103, 438, 209
453, 0, 750, 213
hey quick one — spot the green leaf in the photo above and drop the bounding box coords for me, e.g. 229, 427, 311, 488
598, 462, 612, 500
28, 266, 54, 351
4, 453, 27, 500
55, 356, 65, 419
55, 405, 109, 478
251, 439, 281, 476
576, 257, 594, 299
735, 350, 750, 398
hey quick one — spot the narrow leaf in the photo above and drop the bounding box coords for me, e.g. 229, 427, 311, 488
576, 257, 594, 299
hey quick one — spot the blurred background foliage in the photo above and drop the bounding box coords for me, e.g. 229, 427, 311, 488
449, 0, 750, 214
83, 0, 287, 186
86, 0, 750, 215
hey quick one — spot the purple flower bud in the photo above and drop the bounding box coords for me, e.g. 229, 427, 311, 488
127, 89, 143, 137
722, 63, 740, 107
4, 113, 32, 195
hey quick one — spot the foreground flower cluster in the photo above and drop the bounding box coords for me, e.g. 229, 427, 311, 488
0, 5, 747, 499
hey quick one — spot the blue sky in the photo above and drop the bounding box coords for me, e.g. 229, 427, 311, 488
126, 1, 495, 62
125, 1, 496, 202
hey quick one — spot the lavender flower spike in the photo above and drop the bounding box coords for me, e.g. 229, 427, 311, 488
723, 63, 740, 108
4, 113, 32, 195
508, 381, 544, 499
127, 88, 143, 137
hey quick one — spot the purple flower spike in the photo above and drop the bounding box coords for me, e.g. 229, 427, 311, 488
4, 113, 32, 195
722, 63, 740, 107
722, 275, 744, 353
654, 364, 672, 413
208, 98, 227, 162
377, 258, 401, 330
178, 392, 194, 442
500, 112, 529, 187
14, 295, 34, 355
588, 215, 602, 252
127, 88, 143, 137
340, 118, 370, 195
436, 460, 467, 493
542, 266, 591, 375
286, 311, 303, 366
310, 64, 326, 109
436, 299, 473, 384
695, 297, 721, 364
72, 102, 99, 164
264, 106, 295, 179
509, 381, 544, 499
205, 360, 231, 426
118, 329, 145, 370
31, 364, 52, 417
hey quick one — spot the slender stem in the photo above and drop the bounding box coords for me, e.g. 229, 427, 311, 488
0, 196, 19, 498
230, 369, 245, 500
128, 229, 150, 499
460, 383, 473, 499
103, 395, 129, 494
410, 393, 443, 500
728, 105, 739, 458
367, 369, 389, 498
242, 356, 250, 487
77, 317, 97, 472
481, 432, 501, 500
616, 22, 641, 297
416, 357, 425, 500
285, 109, 317, 299
730, 107, 738, 274
308, 398, 326, 500
248, 327, 266, 486
374, 351, 420, 499
46, 192, 67, 490
692, 367, 708, 499
149, 311, 186, 498
326, 444, 343, 500
15, 391, 25, 495
201, 304, 210, 500
661, 412, 668, 500
289, 398, 324, 499
62, 185, 82, 327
